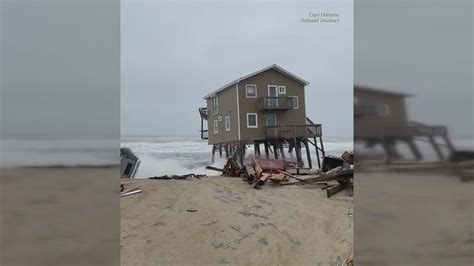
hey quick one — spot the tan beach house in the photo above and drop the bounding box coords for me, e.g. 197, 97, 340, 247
354, 85, 454, 160
198, 64, 325, 168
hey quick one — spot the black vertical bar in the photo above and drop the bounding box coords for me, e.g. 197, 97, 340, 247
304, 139, 312, 169
264, 142, 270, 158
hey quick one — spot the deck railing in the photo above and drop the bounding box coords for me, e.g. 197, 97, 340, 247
355, 125, 448, 138
265, 124, 322, 139
258, 97, 296, 110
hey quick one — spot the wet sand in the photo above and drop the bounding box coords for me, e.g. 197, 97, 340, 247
355, 169, 474, 265
121, 177, 353, 265
0, 167, 120, 265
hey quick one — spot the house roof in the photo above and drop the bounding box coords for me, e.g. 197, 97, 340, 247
203, 64, 310, 99
354, 85, 413, 97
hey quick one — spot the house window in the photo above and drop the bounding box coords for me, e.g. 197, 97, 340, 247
278, 86, 286, 94
213, 120, 218, 134
375, 104, 390, 116
246, 113, 258, 128
246, 85, 257, 98
265, 113, 277, 126
225, 116, 231, 131
363, 104, 390, 116
211, 96, 219, 114
289, 96, 299, 109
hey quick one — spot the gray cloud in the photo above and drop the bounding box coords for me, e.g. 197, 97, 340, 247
121, 1, 353, 137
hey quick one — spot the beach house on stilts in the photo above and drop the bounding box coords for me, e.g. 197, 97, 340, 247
198, 64, 325, 169
354, 85, 456, 161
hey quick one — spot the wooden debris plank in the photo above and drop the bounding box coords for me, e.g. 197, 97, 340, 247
269, 173, 285, 182
245, 165, 256, 182
346, 245, 354, 265
253, 159, 263, 178
121, 185, 142, 197
205, 166, 224, 172
326, 182, 345, 198
277, 170, 304, 181
254, 173, 271, 188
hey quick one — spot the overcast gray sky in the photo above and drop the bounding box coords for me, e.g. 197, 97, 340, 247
121, 0, 354, 137
355, 0, 473, 139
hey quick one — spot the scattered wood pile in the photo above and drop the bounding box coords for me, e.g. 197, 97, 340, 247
207, 151, 354, 198
148, 174, 207, 180
206, 157, 243, 176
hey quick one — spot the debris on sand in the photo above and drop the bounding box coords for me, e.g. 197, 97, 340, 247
121, 183, 142, 198
148, 174, 207, 180
209, 151, 354, 198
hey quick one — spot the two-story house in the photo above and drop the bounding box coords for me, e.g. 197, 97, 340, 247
354, 85, 455, 161
199, 64, 325, 168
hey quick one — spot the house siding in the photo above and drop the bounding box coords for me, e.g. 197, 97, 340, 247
238, 68, 307, 141
355, 90, 409, 137
207, 85, 239, 145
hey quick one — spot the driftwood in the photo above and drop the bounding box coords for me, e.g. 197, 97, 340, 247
326, 182, 345, 198
149, 174, 206, 180
301, 169, 353, 183
205, 166, 224, 172
254, 173, 271, 189
253, 159, 263, 178
121, 185, 142, 197
245, 165, 256, 182
269, 173, 286, 182
279, 180, 305, 186
346, 245, 354, 265
223, 158, 241, 176
277, 170, 304, 181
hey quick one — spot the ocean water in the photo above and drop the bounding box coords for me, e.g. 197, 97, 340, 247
121, 135, 354, 178
2, 136, 470, 175
0, 138, 118, 168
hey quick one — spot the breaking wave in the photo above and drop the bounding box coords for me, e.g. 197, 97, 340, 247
121, 135, 353, 178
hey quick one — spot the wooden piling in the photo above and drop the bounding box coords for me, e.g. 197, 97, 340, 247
264, 142, 270, 158
319, 136, 326, 158
314, 137, 321, 168
279, 143, 285, 159
406, 138, 423, 160
211, 144, 216, 163
304, 139, 312, 169
428, 136, 444, 160
295, 139, 302, 163
273, 143, 279, 159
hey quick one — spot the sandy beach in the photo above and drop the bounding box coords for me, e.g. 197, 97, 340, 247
355, 168, 474, 265
121, 177, 353, 265
0, 167, 120, 265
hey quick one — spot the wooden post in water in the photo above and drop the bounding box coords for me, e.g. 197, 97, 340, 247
273, 143, 279, 159
314, 137, 321, 168
295, 139, 302, 163
304, 139, 312, 169
428, 136, 444, 160
211, 144, 217, 163
239, 143, 245, 166
405, 137, 423, 160
254, 143, 261, 158
279, 143, 285, 159
264, 142, 270, 158
319, 136, 325, 158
